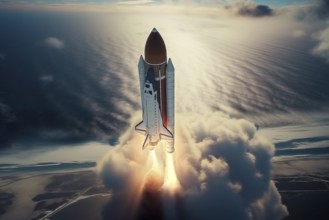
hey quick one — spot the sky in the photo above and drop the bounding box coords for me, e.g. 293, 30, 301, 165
0, 0, 313, 6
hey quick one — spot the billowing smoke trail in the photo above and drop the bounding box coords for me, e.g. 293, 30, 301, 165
174, 112, 288, 220
97, 112, 288, 220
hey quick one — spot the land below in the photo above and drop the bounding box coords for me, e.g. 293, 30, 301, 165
0, 157, 328, 220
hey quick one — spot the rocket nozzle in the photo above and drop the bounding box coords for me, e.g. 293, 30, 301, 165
166, 142, 175, 154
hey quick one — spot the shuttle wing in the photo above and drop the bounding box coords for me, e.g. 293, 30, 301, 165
136, 122, 150, 150
135, 121, 147, 134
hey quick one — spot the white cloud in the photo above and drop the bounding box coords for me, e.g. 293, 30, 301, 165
44, 37, 65, 49
312, 25, 329, 62
291, 0, 329, 62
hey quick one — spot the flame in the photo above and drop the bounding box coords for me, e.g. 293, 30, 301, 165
150, 149, 160, 173
163, 152, 181, 192
143, 144, 181, 193
143, 149, 163, 188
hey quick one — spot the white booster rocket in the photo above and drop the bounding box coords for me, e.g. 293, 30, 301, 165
135, 28, 175, 153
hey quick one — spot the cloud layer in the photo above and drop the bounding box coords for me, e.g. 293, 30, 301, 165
290, 0, 329, 61
0, 2, 329, 150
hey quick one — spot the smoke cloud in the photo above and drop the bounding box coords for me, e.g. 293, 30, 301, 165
97, 112, 288, 220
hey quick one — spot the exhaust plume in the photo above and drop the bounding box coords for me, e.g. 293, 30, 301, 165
97, 111, 288, 220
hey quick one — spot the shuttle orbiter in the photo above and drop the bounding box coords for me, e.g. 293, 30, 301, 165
135, 28, 175, 153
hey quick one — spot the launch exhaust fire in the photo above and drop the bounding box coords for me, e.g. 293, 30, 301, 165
163, 151, 181, 192
145, 143, 181, 192
149, 149, 161, 173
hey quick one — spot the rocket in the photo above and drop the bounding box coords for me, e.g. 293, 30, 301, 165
135, 28, 175, 153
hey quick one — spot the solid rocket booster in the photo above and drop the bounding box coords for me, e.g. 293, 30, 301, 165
135, 28, 175, 153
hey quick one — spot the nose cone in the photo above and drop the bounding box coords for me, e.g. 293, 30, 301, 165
145, 28, 167, 64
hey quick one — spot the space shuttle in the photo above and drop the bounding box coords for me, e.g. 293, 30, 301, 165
135, 28, 175, 153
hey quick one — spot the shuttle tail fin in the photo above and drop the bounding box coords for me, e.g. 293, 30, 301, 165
142, 134, 150, 150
